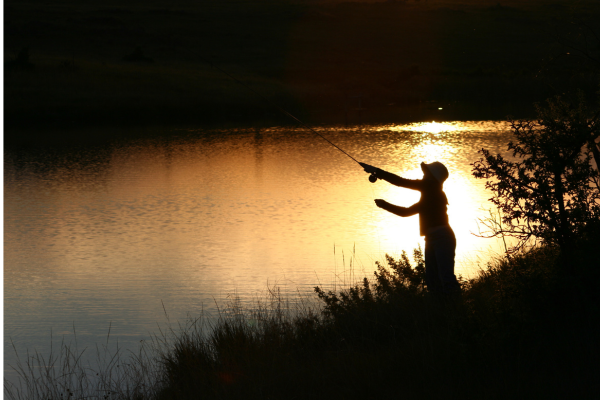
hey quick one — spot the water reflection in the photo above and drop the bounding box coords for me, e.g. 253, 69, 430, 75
4, 121, 515, 382
379, 120, 511, 134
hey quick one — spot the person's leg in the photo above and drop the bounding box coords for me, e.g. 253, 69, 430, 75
433, 228, 460, 294
424, 236, 443, 293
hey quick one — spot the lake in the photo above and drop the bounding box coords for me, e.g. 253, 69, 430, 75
4, 121, 514, 384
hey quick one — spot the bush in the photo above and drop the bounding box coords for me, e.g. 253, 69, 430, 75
472, 91, 600, 264
315, 247, 426, 320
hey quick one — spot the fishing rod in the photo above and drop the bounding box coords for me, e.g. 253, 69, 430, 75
193, 52, 379, 182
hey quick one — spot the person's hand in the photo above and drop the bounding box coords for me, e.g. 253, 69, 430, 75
359, 162, 378, 174
374, 199, 388, 209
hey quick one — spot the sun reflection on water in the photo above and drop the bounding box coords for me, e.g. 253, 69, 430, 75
365, 120, 513, 274
406, 121, 462, 134
377, 120, 511, 135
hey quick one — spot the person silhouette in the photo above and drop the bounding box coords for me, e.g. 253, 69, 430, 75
360, 161, 460, 295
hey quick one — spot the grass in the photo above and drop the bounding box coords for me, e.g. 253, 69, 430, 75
4, 327, 163, 400
6, 234, 600, 400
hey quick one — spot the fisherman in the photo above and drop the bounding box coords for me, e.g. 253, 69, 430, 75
360, 161, 460, 295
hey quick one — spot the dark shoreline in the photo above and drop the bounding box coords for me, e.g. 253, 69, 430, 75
4, 99, 536, 147
6, 0, 598, 147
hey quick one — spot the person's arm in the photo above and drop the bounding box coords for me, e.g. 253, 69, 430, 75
375, 199, 420, 217
359, 163, 423, 190
375, 170, 423, 190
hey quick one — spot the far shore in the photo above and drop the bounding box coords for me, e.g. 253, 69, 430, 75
3, 97, 536, 147
5, 0, 597, 146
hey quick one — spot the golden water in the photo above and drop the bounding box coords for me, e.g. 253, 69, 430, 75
4, 121, 513, 380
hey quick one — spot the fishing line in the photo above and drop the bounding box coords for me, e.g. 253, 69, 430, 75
191, 50, 386, 262
191, 51, 362, 166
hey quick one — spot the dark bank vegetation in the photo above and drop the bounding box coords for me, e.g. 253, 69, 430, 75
4, 0, 600, 144
473, 91, 600, 262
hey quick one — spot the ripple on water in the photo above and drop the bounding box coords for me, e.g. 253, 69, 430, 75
4, 122, 516, 385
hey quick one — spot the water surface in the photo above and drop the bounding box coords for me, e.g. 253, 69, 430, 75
4, 121, 514, 381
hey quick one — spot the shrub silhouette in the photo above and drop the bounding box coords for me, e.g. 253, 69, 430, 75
315, 248, 426, 320
472, 92, 600, 269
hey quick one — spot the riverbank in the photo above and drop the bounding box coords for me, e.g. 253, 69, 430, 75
7, 235, 600, 400
154, 240, 600, 399
5, 0, 599, 146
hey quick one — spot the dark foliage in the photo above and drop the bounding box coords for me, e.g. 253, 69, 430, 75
472, 92, 600, 261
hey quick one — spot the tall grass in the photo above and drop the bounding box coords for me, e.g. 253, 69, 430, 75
6, 238, 600, 399
153, 242, 599, 399
4, 327, 162, 400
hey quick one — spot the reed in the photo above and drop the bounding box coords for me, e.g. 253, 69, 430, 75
4, 327, 162, 400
